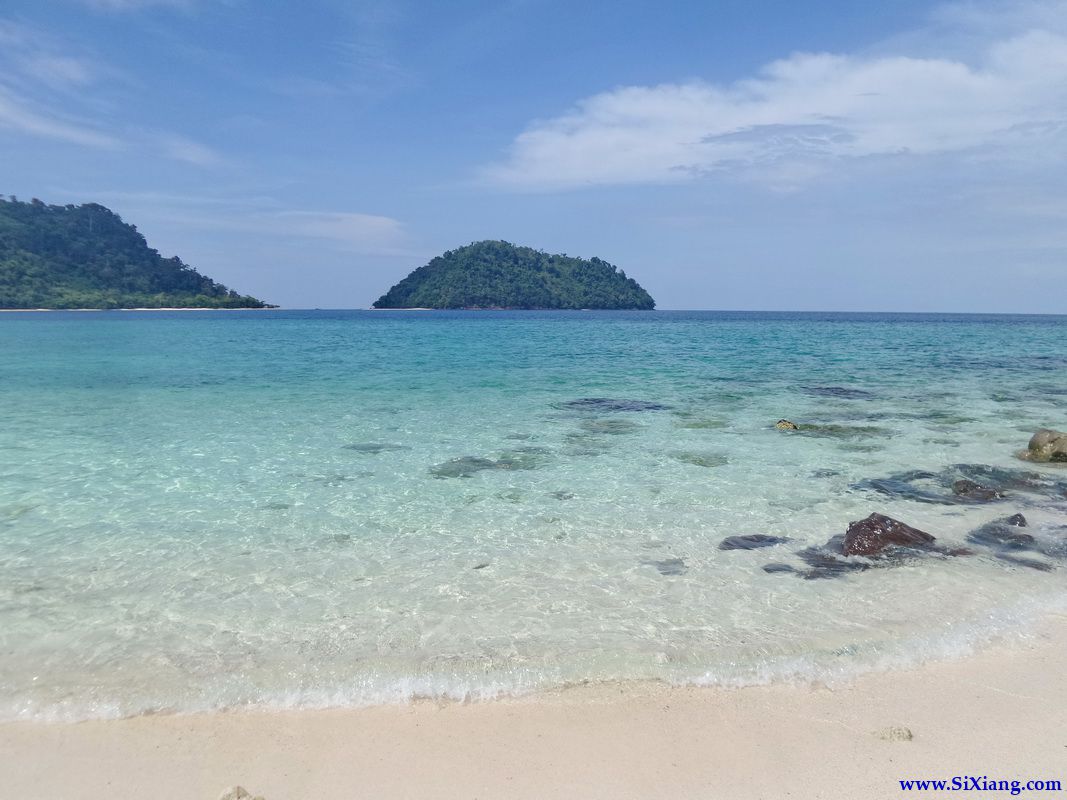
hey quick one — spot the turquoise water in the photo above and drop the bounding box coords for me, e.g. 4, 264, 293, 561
1, 310, 1065, 720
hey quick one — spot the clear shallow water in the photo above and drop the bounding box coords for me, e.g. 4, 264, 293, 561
1, 309, 1065, 720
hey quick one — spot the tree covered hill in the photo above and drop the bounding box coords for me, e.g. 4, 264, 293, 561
0, 196, 269, 309
372, 240, 655, 310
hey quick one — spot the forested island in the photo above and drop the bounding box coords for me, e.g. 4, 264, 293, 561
0, 197, 269, 309
372, 240, 655, 310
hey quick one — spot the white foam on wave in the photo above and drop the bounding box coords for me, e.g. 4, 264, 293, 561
4, 593, 1063, 723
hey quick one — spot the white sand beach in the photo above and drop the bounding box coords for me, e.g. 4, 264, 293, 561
2, 614, 1064, 800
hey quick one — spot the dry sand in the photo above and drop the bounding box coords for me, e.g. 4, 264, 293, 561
2, 614, 1065, 799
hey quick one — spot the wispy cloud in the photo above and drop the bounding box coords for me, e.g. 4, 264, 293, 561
270, 1, 413, 101
74, 189, 410, 254
0, 21, 119, 146
484, 1, 1067, 190
0, 84, 120, 148
0, 17, 225, 164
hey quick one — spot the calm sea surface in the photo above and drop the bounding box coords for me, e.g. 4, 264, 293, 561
1, 310, 1065, 720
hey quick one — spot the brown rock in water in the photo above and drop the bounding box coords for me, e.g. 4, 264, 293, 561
842, 513, 936, 557
951, 479, 1002, 501
1020, 428, 1067, 463
775, 419, 799, 430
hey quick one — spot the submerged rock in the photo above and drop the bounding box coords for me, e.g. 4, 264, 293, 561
762, 562, 798, 574
795, 539, 873, 580
797, 423, 886, 439
719, 534, 791, 551
802, 386, 875, 399
674, 418, 728, 430
854, 464, 1067, 505
952, 479, 1002, 501
430, 450, 547, 478
843, 513, 936, 556
642, 557, 688, 576
342, 442, 410, 453
561, 397, 671, 412
996, 553, 1055, 572
766, 514, 963, 580
773, 419, 884, 437
671, 451, 728, 468
966, 513, 1033, 550
430, 456, 499, 478
579, 418, 641, 435
1019, 428, 1067, 463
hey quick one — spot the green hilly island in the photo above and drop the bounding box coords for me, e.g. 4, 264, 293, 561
372, 240, 655, 310
0, 197, 268, 309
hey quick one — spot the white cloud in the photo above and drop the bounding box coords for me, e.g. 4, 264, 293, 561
485, 1, 1067, 190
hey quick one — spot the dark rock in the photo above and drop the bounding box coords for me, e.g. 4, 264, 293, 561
762, 563, 797, 574
811, 469, 841, 478
854, 472, 953, 505
430, 456, 499, 478
952, 479, 1002, 501
842, 513, 936, 556
996, 554, 1054, 572
562, 398, 671, 412
794, 539, 873, 579
966, 514, 1035, 550
719, 534, 791, 551
550, 490, 575, 500
803, 386, 875, 399
1019, 428, 1067, 463
766, 514, 969, 580
775, 419, 799, 430
642, 557, 688, 576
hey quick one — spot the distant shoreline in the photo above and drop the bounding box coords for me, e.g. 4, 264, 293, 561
0, 307, 278, 312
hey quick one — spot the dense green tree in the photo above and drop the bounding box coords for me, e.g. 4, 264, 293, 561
372, 241, 655, 310
0, 197, 271, 308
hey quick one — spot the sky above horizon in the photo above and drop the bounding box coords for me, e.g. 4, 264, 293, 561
2, 0, 1066, 311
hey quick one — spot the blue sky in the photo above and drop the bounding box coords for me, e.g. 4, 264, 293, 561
2, 0, 1066, 310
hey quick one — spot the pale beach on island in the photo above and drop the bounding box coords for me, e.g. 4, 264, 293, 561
2, 614, 1065, 800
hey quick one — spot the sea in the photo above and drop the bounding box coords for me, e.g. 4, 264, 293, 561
1, 309, 1065, 721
